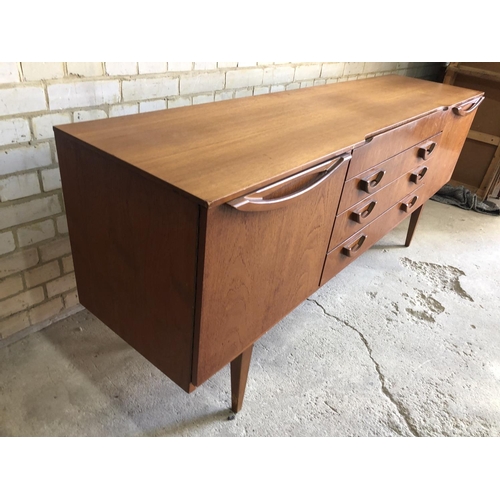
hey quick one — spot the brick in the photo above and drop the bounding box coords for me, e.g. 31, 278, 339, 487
73, 109, 108, 122
22, 62, 64, 81
343, 62, 365, 76
25, 260, 60, 288
238, 62, 257, 67
168, 62, 192, 72
0, 275, 23, 300
105, 62, 137, 76
40, 168, 61, 192
138, 62, 167, 74
262, 66, 295, 85
215, 91, 234, 102
0, 143, 52, 176
0, 232, 15, 256
314, 79, 326, 86
56, 215, 68, 234
139, 100, 167, 113
295, 64, 321, 81
194, 62, 217, 71
0, 172, 41, 202
180, 72, 224, 95
193, 94, 214, 105
226, 68, 263, 89
17, 219, 55, 247
167, 96, 191, 109
46, 272, 76, 297
270, 85, 286, 93
0, 248, 39, 279
257, 62, 274, 66
217, 62, 237, 69
0, 287, 44, 319
32, 113, 72, 140
364, 62, 398, 73
235, 89, 253, 98
63, 289, 79, 309
48, 80, 120, 110
286, 82, 300, 91
67, 62, 103, 77
39, 237, 71, 262
29, 297, 64, 324
0, 118, 30, 146
300, 81, 314, 88
122, 77, 178, 102
0, 86, 46, 117
254, 87, 269, 96
109, 103, 138, 117
321, 63, 345, 79
0, 63, 20, 84
0, 311, 29, 339
62, 255, 74, 274
0, 194, 61, 231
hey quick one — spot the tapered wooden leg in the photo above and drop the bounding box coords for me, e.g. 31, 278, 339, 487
405, 205, 424, 247
230, 344, 254, 413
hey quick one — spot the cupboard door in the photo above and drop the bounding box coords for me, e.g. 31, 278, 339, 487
193, 155, 350, 385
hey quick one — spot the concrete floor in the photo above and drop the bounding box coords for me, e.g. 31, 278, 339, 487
1, 199, 499, 437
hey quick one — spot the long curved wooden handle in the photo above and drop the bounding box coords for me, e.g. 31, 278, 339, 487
452, 96, 484, 116
227, 154, 351, 212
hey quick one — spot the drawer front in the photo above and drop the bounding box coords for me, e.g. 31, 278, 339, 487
320, 186, 424, 286
339, 132, 442, 212
329, 162, 432, 251
347, 110, 446, 180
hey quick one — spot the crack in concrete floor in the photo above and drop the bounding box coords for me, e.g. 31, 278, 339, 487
307, 298, 419, 437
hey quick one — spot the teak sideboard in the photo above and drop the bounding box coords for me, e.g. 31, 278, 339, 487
54, 75, 483, 413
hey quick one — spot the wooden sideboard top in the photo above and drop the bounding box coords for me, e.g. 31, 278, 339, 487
54, 75, 482, 207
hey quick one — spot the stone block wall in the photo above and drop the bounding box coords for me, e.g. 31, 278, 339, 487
0, 61, 445, 343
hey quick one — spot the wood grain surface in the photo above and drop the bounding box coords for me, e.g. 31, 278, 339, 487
54, 76, 482, 207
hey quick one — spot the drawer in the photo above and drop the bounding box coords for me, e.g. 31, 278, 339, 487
347, 110, 446, 180
339, 132, 442, 212
328, 163, 431, 251
320, 185, 424, 287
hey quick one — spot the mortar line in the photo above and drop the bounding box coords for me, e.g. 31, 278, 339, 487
307, 298, 420, 437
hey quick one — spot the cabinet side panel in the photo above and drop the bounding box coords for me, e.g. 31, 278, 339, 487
55, 133, 198, 392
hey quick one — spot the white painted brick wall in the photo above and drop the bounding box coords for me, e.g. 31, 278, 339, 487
48, 80, 120, 110
167, 96, 191, 109
0, 172, 41, 202
180, 72, 224, 94
168, 62, 193, 72
226, 68, 263, 89
0, 194, 61, 231
0, 118, 31, 146
0, 63, 20, 84
122, 77, 178, 101
321, 63, 345, 79
32, 113, 72, 140
193, 94, 214, 105
0, 86, 46, 116
22, 63, 64, 81
106, 62, 138, 76
0, 143, 52, 176
17, 219, 56, 247
139, 100, 167, 113
56, 215, 68, 234
263, 66, 295, 85
0, 231, 15, 256
67, 62, 103, 77
138, 62, 167, 74
74, 109, 108, 122
194, 62, 217, 71
109, 103, 138, 117
295, 64, 321, 81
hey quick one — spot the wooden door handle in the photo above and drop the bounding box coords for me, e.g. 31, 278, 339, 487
418, 142, 436, 160
452, 96, 484, 116
350, 200, 377, 223
401, 195, 419, 212
410, 166, 428, 184
359, 170, 386, 193
342, 234, 367, 257
227, 154, 351, 212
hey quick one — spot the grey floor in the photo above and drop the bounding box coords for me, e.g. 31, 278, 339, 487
1, 199, 499, 437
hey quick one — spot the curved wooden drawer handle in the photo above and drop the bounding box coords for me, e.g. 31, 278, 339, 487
350, 200, 377, 223
342, 234, 367, 257
418, 142, 436, 160
401, 195, 419, 213
359, 170, 386, 194
410, 166, 428, 184
452, 96, 484, 116
227, 154, 351, 212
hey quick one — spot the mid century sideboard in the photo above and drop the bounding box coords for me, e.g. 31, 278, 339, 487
54, 75, 483, 413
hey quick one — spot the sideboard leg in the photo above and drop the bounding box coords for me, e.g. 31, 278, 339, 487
405, 205, 424, 247
230, 344, 254, 413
